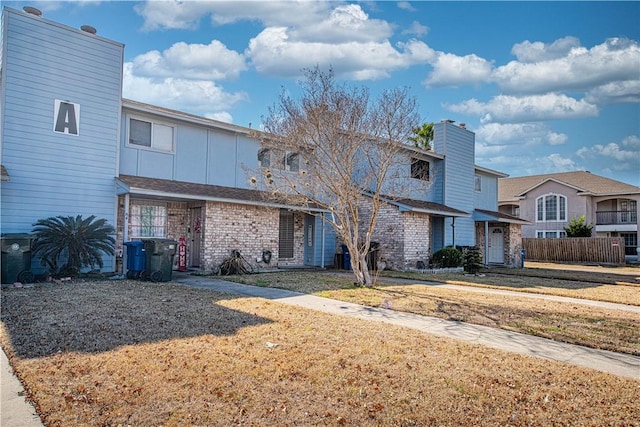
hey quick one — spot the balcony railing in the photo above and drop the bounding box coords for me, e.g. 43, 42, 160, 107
596, 210, 638, 225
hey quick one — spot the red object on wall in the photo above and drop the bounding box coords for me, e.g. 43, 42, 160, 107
178, 237, 187, 271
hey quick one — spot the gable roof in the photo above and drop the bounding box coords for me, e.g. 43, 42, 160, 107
116, 175, 328, 212
499, 171, 639, 202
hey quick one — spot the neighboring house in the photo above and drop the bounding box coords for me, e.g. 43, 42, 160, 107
1, 7, 525, 277
498, 171, 640, 260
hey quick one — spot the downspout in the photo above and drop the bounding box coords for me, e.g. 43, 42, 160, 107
451, 216, 456, 247
484, 221, 489, 265
321, 214, 325, 268
123, 193, 130, 275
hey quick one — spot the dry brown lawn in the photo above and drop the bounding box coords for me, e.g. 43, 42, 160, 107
232, 269, 640, 355
1, 280, 639, 426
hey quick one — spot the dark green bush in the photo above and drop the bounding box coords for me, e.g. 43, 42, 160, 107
431, 247, 463, 268
32, 215, 115, 277
463, 246, 483, 274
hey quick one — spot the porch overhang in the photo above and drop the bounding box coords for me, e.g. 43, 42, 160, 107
116, 175, 330, 213
380, 196, 470, 217
473, 208, 530, 225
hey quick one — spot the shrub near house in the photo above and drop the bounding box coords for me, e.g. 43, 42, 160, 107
32, 215, 115, 278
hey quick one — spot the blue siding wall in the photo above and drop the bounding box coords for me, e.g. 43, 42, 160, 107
474, 172, 499, 211
384, 154, 442, 202
433, 122, 475, 246
120, 110, 261, 188
1, 8, 123, 272
176, 126, 208, 183
314, 214, 336, 267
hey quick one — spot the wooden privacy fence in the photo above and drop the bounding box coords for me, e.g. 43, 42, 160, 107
522, 237, 626, 265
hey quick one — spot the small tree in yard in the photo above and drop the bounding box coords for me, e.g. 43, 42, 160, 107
32, 215, 115, 277
564, 215, 593, 237
259, 67, 421, 287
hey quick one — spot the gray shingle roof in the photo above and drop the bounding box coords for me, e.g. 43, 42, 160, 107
117, 175, 326, 211
382, 196, 470, 217
499, 171, 639, 201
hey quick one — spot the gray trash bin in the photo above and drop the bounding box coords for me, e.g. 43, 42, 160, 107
141, 239, 178, 282
1, 233, 35, 284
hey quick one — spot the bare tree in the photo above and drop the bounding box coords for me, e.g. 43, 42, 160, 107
258, 67, 420, 287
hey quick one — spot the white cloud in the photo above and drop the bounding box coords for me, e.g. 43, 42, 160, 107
402, 21, 429, 37
204, 111, 234, 123
131, 41, 247, 81
246, 28, 431, 79
135, 1, 213, 31
290, 4, 393, 43
493, 37, 640, 94
122, 63, 247, 122
397, 2, 416, 12
424, 52, 493, 87
475, 122, 568, 146
576, 135, 640, 171
585, 80, 640, 105
539, 153, 579, 172
446, 93, 599, 123
511, 36, 580, 63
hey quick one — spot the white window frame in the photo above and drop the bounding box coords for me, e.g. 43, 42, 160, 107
127, 115, 175, 153
130, 201, 168, 238
536, 194, 567, 222
285, 152, 299, 172
474, 175, 482, 192
258, 148, 271, 167
410, 158, 430, 181
536, 230, 567, 238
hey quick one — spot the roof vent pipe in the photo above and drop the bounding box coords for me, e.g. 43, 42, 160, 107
81, 25, 97, 35
23, 6, 42, 17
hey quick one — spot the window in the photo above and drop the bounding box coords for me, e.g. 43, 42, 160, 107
410, 158, 429, 181
474, 175, 482, 192
536, 194, 567, 222
129, 117, 174, 152
621, 200, 637, 223
512, 206, 520, 217
536, 230, 567, 238
130, 202, 167, 237
620, 233, 638, 256
279, 210, 294, 258
258, 148, 271, 167
285, 152, 299, 172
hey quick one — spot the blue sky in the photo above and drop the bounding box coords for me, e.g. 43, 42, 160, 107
8, 1, 640, 185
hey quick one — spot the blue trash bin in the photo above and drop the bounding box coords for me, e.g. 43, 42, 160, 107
341, 244, 351, 270
124, 241, 145, 279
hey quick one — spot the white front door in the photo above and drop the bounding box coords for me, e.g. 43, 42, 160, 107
488, 227, 504, 263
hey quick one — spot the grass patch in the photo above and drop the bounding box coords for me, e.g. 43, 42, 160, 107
1, 280, 638, 426
229, 270, 640, 355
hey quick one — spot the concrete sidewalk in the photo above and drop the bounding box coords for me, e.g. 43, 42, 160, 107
1, 347, 43, 427
174, 274, 640, 380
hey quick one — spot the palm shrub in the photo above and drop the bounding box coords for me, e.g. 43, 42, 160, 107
32, 215, 115, 277
430, 247, 463, 268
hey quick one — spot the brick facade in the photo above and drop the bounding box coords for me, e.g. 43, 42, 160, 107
506, 223, 523, 267
474, 222, 523, 267
357, 198, 431, 270
118, 197, 309, 274
202, 201, 280, 272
